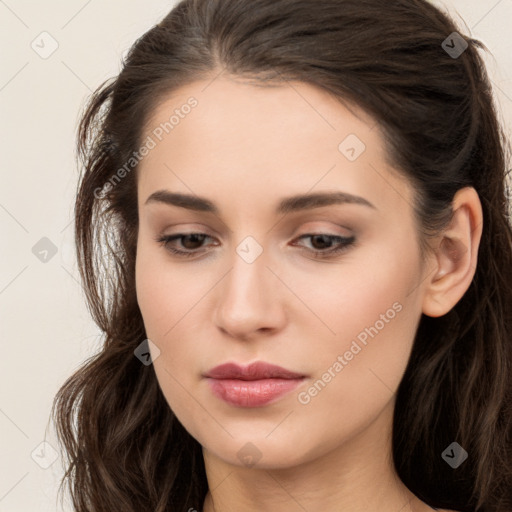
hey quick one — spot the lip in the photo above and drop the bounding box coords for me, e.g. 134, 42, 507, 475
204, 361, 305, 380
203, 361, 307, 407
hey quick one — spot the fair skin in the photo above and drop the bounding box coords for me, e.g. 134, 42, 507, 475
135, 74, 482, 512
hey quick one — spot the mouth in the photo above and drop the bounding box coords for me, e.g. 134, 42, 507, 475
203, 361, 307, 408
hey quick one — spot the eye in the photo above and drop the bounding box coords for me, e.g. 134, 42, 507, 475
155, 233, 215, 258
291, 233, 356, 259
154, 232, 356, 259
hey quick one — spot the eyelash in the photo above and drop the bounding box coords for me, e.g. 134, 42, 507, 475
154, 232, 356, 260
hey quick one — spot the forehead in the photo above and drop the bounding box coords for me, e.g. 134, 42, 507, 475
142, 75, 378, 154
137, 76, 414, 215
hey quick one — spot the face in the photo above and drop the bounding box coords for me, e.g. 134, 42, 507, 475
135, 76, 430, 469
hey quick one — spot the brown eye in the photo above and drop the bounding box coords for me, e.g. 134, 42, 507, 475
178, 233, 209, 250
155, 232, 215, 258
309, 234, 337, 250
293, 233, 356, 259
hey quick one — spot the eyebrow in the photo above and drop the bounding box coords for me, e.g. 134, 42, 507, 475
144, 190, 376, 214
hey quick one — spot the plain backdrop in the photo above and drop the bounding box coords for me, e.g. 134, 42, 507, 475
1, 1, 511, 510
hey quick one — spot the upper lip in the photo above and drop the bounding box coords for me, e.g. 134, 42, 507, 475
203, 361, 306, 380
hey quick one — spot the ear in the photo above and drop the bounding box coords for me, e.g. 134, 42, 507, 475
422, 187, 483, 318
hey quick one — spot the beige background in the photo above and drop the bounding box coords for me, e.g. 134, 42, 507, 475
0, 1, 510, 510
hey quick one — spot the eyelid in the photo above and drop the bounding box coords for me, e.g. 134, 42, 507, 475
291, 221, 354, 239
155, 220, 355, 245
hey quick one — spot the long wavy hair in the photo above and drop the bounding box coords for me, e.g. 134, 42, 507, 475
51, 0, 512, 510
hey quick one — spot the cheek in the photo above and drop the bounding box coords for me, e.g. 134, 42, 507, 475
289, 266, 421, 446
135, 246, 206, 436
290, 238, 420, 342
289, 236, 423, 390
135, 254, 167, 337
135, 242, 196, 339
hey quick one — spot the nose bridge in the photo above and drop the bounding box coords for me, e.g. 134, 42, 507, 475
223, 241, 270, 308
214, 237, 284, 336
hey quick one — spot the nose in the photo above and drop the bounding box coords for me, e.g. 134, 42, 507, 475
213, 248, 287, 341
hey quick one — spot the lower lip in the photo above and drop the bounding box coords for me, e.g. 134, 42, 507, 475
206, 377, 305, 407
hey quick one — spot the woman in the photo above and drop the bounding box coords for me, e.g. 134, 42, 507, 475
52, 0, 512, 511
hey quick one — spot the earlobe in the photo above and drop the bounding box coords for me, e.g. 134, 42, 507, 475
422, 187, 483, 318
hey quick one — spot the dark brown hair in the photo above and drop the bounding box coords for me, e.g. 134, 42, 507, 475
52, 0, 512, 511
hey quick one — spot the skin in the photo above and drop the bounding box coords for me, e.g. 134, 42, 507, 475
135, 74, 482, 512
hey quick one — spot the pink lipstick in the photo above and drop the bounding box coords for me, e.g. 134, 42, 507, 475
203, 361, 306, 407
